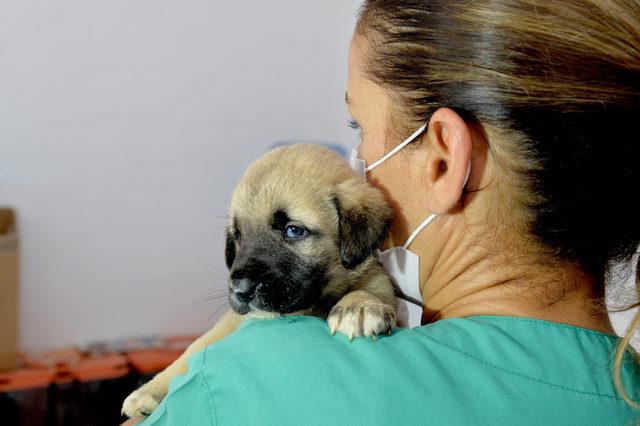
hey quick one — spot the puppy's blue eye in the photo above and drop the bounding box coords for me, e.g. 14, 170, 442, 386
285, 225, 306, 239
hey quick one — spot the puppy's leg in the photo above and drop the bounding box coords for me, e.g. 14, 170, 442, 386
122, 309, 244, 418
327, 269, 397, 341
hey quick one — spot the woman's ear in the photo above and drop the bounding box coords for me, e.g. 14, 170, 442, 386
333, 177, 393, 269
423, 107, 473, 214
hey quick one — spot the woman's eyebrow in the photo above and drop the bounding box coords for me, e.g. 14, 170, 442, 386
345, 92, 352, 105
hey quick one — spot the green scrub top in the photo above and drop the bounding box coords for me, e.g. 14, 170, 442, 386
141, 315, 640, 425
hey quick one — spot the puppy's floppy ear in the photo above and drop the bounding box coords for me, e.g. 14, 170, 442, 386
333, 177, 393, 269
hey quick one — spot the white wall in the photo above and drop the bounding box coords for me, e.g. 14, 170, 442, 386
1, 0, 637, 351
0, 0, 361, 350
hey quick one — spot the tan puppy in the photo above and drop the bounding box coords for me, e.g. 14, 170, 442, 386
122, 144, 397, 418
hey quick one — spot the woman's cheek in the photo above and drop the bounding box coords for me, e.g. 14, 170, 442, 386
358, 132, 382, 166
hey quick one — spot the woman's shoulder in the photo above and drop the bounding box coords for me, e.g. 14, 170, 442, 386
200, 314, 638, 400
152, 315, 639, 425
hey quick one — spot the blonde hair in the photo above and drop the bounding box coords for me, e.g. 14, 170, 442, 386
357, 0, 640, 407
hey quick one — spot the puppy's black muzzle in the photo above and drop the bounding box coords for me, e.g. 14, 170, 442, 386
228, 250, 272, 313
226, 234, 327, 315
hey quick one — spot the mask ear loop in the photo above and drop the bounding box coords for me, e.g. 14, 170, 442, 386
402, 161, 471, 249
365, 123, 428, 172
403, 214, 438, 249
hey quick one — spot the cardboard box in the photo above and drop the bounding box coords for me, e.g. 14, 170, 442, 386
0, 208, 18, 370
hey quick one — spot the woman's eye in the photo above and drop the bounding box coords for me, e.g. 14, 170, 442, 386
347, 119, 360, 130
285, 225, 306, 239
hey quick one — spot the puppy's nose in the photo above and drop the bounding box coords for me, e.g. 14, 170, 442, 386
230, 278, 260, 303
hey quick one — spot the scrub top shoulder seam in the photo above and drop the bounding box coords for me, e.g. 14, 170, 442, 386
200, 348, 220, 425
464, 315, 621, 339
422, 332, 629, 403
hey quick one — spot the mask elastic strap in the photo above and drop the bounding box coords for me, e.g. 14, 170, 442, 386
402, 213, 438, 249
365, 123, 428, 172
401, 160, 471, 249
402, 159, 472, 245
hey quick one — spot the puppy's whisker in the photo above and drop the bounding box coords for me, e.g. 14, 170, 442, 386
194, 302, 226, 312
193, 288, 230, 310
195, 291, 228, 300
213, 266, 229, 276
202, 268, 229, 282
194, 296, 228, 308
196, 287, 228, 296
200, 213, 230, 220
209, 300, 231, 320
195, 290, 228, 301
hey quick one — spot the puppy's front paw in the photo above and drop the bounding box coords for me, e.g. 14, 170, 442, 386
327, 290, 395, 341
122, 379, 167, 418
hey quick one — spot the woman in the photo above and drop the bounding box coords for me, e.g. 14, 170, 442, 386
136, 1, 639, 424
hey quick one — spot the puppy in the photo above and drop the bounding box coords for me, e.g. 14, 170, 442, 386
122, 144, 398, 418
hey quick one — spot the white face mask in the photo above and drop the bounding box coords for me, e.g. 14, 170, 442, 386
349, 123, 470, 328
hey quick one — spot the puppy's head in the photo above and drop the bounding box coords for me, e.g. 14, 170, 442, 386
225, 144, 392, 316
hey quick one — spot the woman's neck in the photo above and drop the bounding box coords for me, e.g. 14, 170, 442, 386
414, 217, 616, 334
